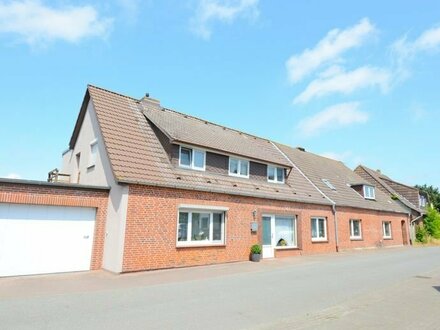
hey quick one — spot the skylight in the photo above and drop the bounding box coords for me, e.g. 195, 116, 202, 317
322, 179, 336, 190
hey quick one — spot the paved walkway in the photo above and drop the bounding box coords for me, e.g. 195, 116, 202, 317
1, 247, 440, 329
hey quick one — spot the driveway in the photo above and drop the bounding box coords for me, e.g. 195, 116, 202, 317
1, 247, 440, 329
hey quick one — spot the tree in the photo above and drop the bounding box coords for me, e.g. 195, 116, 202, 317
416, 184, 440, 211
423, 206, 440, 239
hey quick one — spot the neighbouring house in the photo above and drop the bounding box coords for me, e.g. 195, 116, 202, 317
0, 84, 413, 277
355, 165, 427, 241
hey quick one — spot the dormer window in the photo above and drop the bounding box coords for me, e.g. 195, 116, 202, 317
229, 158, 249, 178
267, 166, 284, 183
179, 146, 205, 171
419, 195, 427, 207
363, 185, 375, 200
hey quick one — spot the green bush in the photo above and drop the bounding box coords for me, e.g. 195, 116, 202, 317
250, 244, 262, 254
424, 206, 440, 239
415, 224, 428, 243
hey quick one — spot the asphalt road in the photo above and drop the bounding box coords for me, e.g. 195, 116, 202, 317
1, 247, 440, 329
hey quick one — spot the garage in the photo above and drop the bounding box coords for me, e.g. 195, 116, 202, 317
0, 203, 97, 277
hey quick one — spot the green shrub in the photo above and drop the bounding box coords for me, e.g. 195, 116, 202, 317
424, 206, 440, 239
250, 244, 262, 254
415, 224, 428, 243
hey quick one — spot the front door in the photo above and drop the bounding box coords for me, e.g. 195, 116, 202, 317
262, 216, 274, 258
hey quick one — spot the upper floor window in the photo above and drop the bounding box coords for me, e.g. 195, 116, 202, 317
88, 139, 98, 168
229, 158, 249, 178
179, 146, 205, 171
322, 179, 336, 190
267, 166, 284, 183
419, 195, 427, 208
363, 185, 376, 200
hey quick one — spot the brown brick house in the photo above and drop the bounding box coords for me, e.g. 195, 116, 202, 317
355, 165, 427, 241
56, 85, 410, 273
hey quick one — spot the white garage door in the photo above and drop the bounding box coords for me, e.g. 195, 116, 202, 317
0, 203, 96, 277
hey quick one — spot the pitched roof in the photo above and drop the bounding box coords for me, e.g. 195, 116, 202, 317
84, 85, 330, 205
142, 101, 291, 167
276, 144, 410, 214
355, 165, 423, 214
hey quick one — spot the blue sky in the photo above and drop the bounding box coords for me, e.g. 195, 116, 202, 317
0, 0, 439, 188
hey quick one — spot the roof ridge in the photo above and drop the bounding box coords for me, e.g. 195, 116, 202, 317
88, 84, 137, 101
156, 106, 275, 144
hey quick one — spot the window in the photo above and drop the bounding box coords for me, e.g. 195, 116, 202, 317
179, 146, 205, 171
311, 217, 327, 241
177, 210, 225, 246
322, 179, 336, 190
382, 221, 392, 239
229, 158, 249, 178
363, 185, 376, 200
88, 139, 98, 168
262, 215, 297, 248
419, 195, 427, 208
350, 219, 362, 239
267, 166, 284, 183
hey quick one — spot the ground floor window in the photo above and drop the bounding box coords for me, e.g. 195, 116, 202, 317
311, 217, 327, 241
350, 219, 362, 239
382, 221, 392, 239
177, 210, 225, 246
262, 215, 297, 247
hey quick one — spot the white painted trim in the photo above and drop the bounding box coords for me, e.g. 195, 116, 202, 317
179, 204, 229, 211
311, 217, 327, 241
267, 165, 285, 184
228, 157, 250, 178
262, 214, 298, 249
179, 145, 206, 171
349, 219, 362, 240
363, 185, 376, 200
382, 221, 392, 239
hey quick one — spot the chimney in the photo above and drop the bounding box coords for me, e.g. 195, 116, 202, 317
140, 92, 161, 111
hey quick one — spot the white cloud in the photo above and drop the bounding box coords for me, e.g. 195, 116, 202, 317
286, 18, 376, 83
0, 1, 113, 45
297, 102, 368, 137
4, 173, 21, 179
293, 66, 391, 104
191, 0, 259, 40
391, 26, 440, 82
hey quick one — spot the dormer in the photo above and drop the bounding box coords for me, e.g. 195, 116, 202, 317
351, 183, 376, 200
419, 193, 428, 208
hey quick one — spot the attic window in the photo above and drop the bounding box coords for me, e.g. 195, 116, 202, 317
419, 195, 427, 208
322, 179, 336, 191
363, 185, 376, 200
267, 166, 284, 184
88, 139, 98, 168
179, 146, 205, 171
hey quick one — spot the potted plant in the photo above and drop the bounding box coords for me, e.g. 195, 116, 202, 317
250, 244, 262, 262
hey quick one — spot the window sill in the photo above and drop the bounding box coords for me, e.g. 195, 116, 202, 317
312, 239, 328, 243
87, 164, 95, 170
350, 237, 363, 241
178, 165, 205, 172
176, 243, 226, 248
274, 246, 299, 250
267, 180, 285, 184
383, 237, 393, 240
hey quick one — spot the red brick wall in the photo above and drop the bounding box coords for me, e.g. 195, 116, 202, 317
0, 182, 109, 270
336, 207, 409, 250
123, 184, 335, 272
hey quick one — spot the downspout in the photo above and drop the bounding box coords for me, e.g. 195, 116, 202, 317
270, 142, 338, 252
410, 214, 423, 225
332, 204, 339, 252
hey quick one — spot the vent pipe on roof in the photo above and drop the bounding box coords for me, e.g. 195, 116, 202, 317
297, 147, 306, 152
377, 169, 381, 173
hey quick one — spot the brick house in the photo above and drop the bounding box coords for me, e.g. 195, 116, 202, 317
355, 165, 427, 241
54, 85, 410, 273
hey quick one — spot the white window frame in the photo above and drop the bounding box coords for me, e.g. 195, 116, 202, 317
176, 208, 226, 247
228, 157, 250, 178
350, 219, 362, 240
262, 214, 298, 249
419, 195, 427, 207
267, 165, 285, 184
322, 179, 336, 190
382, 221, 392, 239
363, 185, 376, 200
311, 217, 327, 242
88, 138, 98, 168
179, 146, 206, 171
